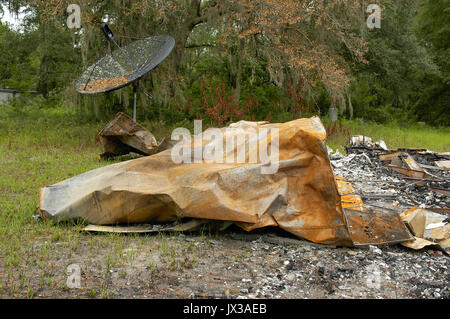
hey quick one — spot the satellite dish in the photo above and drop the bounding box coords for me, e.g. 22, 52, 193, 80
75, 24, 175, 121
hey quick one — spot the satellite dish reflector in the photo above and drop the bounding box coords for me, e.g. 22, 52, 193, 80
75, 25, 175, 120
76, 34, 174, 94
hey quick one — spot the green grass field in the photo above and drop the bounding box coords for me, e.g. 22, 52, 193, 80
324, 118, 450, 153
0, 105, 449, 297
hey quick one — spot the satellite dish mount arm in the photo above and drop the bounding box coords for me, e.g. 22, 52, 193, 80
101, 24, 115, 41
102, 24, 140, 121
101, 24, 136, 70
132, 81, 138, 122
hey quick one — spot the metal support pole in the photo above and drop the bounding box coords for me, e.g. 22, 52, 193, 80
132, 81, 138, 121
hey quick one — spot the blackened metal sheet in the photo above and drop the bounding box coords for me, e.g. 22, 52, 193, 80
343, 207, 414, 246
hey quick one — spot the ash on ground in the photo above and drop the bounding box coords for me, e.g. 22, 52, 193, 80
330, 147, 450, 212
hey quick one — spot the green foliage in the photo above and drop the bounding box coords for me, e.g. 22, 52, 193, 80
413, 0, 450, 126
36, 23, 82, 97
0, 21, 39, 90
349, 0, 443, 124
0, 0, 448, 127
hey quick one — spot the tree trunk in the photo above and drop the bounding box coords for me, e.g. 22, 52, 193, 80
347, 92, 353, 120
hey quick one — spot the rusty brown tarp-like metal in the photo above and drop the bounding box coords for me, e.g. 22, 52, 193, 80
97, 112, 162, 158
39, 117, 412, 247
334, 176, 413, 246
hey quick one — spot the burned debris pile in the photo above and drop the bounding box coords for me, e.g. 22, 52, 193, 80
330, 136, 449, 253
331, 137, 450, 211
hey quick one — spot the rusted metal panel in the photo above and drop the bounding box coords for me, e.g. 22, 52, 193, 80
397, 148, 428, 154
403, 153, 424, 171
381, 150, 430, 179
378, 151, 403, 162
83, 219, 209, 233
336, 176, 413, 246
343, 208, 414, 246
98, 112, 159, 157
387, 165, 427, 179
40, 117, 353, 246
335, 177, 364, 211
381, 151, 435, 180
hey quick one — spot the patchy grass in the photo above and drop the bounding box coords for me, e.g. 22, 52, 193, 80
0, 105, 448, 298
0, 106, 110, 297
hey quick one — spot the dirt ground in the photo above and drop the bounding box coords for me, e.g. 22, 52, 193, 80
1, 225, 448, 299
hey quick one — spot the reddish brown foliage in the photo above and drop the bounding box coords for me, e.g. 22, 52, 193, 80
286, 80, 310, 116
326, 119, 351, 140
200, 72, 259, 126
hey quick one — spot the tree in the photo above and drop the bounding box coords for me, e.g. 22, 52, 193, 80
349, 0, 439, 123
0, 20, 39, 91
12, 1, 368, 98
1, 0, 446, 125
413, 0, 450, 125
219, 1, 368, 98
